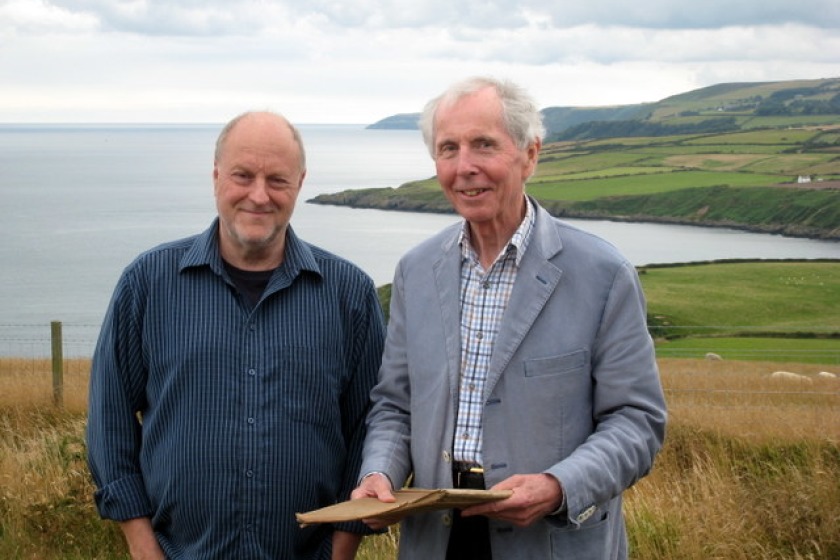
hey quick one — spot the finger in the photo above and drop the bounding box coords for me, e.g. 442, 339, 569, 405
460, 494, 514, 518
372, 484, 396, 503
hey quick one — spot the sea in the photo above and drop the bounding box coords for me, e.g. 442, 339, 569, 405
1, 123, 838, 355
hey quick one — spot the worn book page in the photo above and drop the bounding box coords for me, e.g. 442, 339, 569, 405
296, 488, 512, 526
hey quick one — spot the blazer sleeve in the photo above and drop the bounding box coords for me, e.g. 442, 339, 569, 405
359, 259, 415, 488
546, 260, 667, 525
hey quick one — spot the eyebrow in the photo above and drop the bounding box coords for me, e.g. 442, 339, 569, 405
472, 135, 496, 145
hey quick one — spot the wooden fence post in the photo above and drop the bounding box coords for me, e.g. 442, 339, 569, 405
51, 320, 64, 407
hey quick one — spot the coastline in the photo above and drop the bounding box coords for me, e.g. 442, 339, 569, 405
542, 207, 840, 242
307, 196, 840, 242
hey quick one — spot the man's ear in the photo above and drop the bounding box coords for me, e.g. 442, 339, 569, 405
523, 139, 542, 179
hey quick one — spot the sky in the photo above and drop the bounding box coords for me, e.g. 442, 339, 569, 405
2, 0, 840, 124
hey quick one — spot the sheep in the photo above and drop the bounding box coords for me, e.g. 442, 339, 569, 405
769, 371, 813, 382
704, 352, 723, 361
817, 371, 837, 379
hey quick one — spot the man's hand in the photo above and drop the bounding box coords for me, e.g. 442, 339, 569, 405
331, 530, 362, 560
119, 517, 165, 560
460, 473, 563, 527
350, 473, 399, 530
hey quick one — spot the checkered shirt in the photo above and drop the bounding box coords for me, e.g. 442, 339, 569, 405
453, 198, 536, 465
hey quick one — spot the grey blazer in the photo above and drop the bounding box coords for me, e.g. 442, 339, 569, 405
361, 200, 667, 559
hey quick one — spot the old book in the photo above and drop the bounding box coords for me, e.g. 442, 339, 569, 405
296, 488, 512, 527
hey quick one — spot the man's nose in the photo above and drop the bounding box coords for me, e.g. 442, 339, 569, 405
249, 177, 271, 203
455, 149, 480, 175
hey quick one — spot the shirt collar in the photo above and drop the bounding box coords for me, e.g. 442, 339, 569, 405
179, 218, 322, 281
458, 196, 536, 268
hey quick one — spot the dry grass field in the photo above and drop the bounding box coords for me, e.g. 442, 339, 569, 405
631, 359, 840, 560
1, 357, 838, 559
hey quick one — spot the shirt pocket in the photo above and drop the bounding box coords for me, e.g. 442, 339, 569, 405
280, 347, 342, 426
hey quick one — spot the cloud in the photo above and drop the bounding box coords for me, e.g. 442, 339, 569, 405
40, 0, 289, 35
23, 0, 840, 37
536, 0, 840, 30
0, 0, 838, 123
284, 0, 840, 31
464, 23, 840, 66
0, 0, 98, 34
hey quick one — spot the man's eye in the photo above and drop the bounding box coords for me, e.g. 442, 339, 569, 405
268, 178, 290, 189
437, 145, 457, 157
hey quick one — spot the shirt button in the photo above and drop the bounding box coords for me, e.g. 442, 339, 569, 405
482, 281, 490, 289
476, 332, 484, 340
247, 417, 255, 425
461, 432, 470, 440
442, 451, 451, 463
246, 470, 254, 478
442, 513, 452, 526
248, 368, 256, 376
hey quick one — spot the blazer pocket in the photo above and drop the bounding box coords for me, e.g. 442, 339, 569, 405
548, 510, 612, 560
523, 349, 588, 378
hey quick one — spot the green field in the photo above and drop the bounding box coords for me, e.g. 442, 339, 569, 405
654, 336, 839, 363
641, 261, 840, 330
527, 170, 785, 201
640, 261, 840, 363
682, 129, 819, 144
377, 260, 840, 365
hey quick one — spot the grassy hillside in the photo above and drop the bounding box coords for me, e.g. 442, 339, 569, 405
342, 78, 840, 239
548, 77, 840, 139
367, 77, 840, 138
311, 125, 840, 239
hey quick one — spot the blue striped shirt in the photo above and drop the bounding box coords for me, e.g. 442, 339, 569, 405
86, 220, 386, 559
454, 199, 536, 465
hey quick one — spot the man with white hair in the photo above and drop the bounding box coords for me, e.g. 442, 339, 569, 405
353, 77, 667, 559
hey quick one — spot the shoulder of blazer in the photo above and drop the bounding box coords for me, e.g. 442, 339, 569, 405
400, 221, 462, 267
531, 201, 629, 268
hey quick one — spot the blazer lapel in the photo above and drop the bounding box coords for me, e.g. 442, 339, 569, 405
432, 230, 466, 403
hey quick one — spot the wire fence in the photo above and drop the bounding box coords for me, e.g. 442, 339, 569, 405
0, 321, 838, 408
0, 322, 101, 358
2, 322, 838, 360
